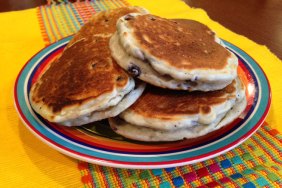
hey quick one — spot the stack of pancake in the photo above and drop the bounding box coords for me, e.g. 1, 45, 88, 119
29, 7, 148, 126
30, 7, 247, 142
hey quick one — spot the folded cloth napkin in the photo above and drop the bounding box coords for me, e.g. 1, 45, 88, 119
0, 0, 281, 187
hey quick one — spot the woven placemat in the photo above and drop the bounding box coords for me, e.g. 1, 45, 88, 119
78, 123, 282, 187
37, 1, 282, 187
37, 0, 129, 44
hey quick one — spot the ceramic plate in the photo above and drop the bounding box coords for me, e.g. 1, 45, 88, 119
14, 36, 271, 169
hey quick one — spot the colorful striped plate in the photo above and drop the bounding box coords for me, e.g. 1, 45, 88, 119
14, 36, 271, 169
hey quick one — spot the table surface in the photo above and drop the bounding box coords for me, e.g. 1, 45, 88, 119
0, 0, 281, 60
185, 0, 282, 60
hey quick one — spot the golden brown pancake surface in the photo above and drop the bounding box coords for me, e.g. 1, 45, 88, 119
129, 80, 236, 119
31, 7, 144, 115
69, 7, 145, 46
32, 38, 129, 113
126, 15, 231, 70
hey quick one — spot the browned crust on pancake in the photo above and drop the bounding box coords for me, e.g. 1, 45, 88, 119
69, 7, 145, 46
129, 80, 236, 119
31, 38, 128, 113
127, 15, 231, 70
31, 7, 143, 114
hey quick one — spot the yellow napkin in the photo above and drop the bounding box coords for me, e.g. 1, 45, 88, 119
0, 8, 81, 187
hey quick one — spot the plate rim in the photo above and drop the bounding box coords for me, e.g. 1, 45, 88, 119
14, 36, 271, 169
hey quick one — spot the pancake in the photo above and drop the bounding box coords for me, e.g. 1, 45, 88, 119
29, 7, 148, 126
110, 14, 238, 91
109, 77, 247, 142
61, 81, 146, 126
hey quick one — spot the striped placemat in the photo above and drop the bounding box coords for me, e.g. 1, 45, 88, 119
36, 1, 282, 187
78, 123, 282, 187
37, 0, 129, 44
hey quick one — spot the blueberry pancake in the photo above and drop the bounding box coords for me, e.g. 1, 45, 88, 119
29, 7, 148, 126
109, 77, 246, 142
110, 14, 238, 91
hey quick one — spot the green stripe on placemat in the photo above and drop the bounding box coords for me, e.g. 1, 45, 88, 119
77, 123, 282, 187
37, 0, 129, 44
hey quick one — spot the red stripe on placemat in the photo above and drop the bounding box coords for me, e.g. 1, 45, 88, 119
73, 2, 95, 23
37, 7, 51, 46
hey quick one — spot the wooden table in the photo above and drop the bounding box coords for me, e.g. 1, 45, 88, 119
185, 0, 282, 60
0, 0, 45, 12
1, 0, 281, 59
